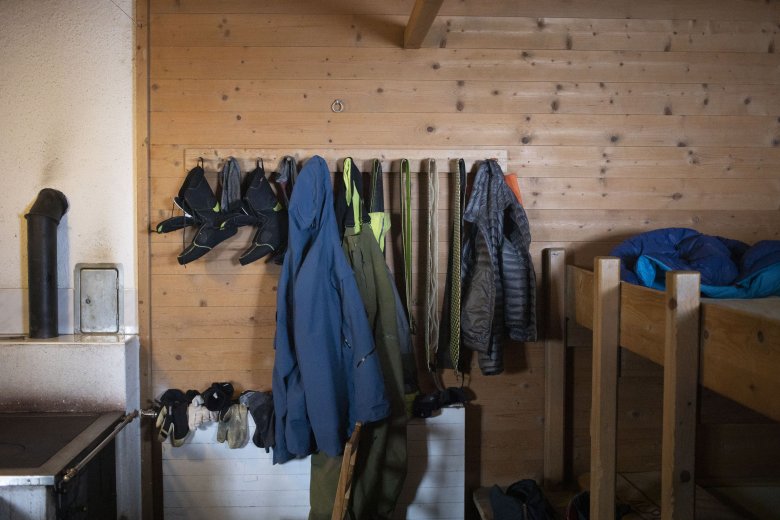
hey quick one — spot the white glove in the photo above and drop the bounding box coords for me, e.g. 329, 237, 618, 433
188, 394, 219, 430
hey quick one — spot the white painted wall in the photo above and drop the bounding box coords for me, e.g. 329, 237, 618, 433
0, 0, 136, 334
163, 407, 466, 520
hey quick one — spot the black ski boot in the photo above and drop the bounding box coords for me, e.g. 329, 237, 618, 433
237, 161, 288, 265
155, 160, 239, 265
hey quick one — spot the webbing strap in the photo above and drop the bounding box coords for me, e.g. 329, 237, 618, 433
342, 157, 363, 235
275, 156, 297, 208
400, 158, 415, 334
448, 159, 466, 373
219, 157, 242, 213
425, 159, 440, 376
368, 159, 390, 253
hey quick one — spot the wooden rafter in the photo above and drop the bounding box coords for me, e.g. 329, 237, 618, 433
403, 0, 444, 49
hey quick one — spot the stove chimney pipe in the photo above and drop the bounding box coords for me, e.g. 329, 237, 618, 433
25, 188, 69, 338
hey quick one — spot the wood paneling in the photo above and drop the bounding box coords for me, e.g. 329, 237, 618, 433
151, 13, 779, 53
700, 301, 780, 421
150, 0, 780, 23
426, 18, 779, 53
151, 112, 780, 148
151, 47, 780, 84
152, 79, 780, 117
145, 1, 780, 513
620, 283, 666, 364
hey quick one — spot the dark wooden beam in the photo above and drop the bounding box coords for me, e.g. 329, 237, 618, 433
543, 248, 567, 487
403, 0, 444, 49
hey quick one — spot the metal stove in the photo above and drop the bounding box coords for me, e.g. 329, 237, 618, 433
0, 411, 126, 519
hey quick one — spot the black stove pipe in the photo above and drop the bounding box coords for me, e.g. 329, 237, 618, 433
25, 189, 69, 338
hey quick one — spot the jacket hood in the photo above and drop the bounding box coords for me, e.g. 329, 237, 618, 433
288, 155, 335, 239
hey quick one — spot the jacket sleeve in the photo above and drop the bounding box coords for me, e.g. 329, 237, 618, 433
339, 274, 390, 424
272, 264, 313, 463
460, 224, 495, 353
272, 280, 294, 463
502, 204, 537, 343
387, 270, 418, 395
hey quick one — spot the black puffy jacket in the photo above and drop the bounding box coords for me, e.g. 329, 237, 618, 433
461, 159, 536, 375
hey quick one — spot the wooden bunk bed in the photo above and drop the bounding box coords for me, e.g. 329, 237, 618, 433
541, 248, 780, 519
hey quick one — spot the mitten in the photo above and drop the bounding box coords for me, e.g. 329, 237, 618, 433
216, 403, 248, 449
239, 390, 275, 451
158, 389, 189, 447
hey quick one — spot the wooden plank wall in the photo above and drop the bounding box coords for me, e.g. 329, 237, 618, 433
146, 0, 780, 510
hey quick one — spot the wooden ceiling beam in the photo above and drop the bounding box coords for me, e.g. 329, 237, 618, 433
403, 0, 444, 49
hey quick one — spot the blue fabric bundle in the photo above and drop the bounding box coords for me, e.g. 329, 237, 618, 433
610, 228, 780, 298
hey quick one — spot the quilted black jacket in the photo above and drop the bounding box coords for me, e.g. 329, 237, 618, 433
461, 159, 536, 375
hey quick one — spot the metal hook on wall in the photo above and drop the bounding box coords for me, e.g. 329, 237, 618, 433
331, 99, 345, 113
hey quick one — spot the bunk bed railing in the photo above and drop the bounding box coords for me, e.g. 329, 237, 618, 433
559, 251, 780, 520
567, 263, 780, 422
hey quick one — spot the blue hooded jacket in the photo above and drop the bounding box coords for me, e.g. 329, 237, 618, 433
272, 156, 389, 464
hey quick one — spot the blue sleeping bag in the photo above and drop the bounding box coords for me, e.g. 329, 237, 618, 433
610, 228, 780, 298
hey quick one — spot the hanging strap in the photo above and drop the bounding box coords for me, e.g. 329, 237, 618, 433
218, 157, 242, 214
399, 158, 415, 334
424, 159, 442, 384
334, 157, 367, 238
451, 159, 466, 373
436, 159, 467, 376
274, 155, 298, 208
367, 159, 390, 253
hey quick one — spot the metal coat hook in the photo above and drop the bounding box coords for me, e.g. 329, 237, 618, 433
331, 99, 345, 113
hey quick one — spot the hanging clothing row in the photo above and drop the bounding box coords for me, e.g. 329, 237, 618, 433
153, 154, 537, 516
155, 154, 537, 375
272, 155, 423, 519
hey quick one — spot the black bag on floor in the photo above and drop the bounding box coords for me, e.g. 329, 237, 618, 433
490, 479, 556, 520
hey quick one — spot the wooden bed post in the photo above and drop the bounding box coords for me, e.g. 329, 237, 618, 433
662, 271, 701, 520
543, 248, 566, 487
590, 257, 621, 520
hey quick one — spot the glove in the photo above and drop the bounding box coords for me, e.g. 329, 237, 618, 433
158, 389, 189, 447
203, 382, 234, 419
155, 405, 168, 442
239, 390, 275, 451
187, 394, 219, 430
216, 403, 248, 449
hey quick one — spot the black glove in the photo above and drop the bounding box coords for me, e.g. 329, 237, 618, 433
239, 390, 275, 451
203, 382, 235, 420
157, 389, 190, 447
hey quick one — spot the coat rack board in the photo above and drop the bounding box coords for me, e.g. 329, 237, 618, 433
180, 148, 508, 175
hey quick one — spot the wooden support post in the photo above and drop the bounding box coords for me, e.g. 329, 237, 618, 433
403, 0, 444, 49
543, 248, 567, 487
590, 257, 621, 520
134, 1, 155, 518
662, 271, 701, 520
